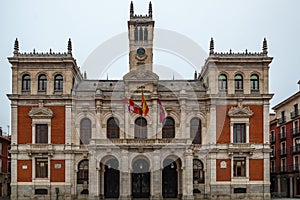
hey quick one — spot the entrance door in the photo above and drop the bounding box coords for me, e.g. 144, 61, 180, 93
104, 159, 120, 198
162, 160, 178, 198
132, 159, 150, 198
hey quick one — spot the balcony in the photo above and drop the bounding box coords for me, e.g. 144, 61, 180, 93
270, 136, 275, 143
270, 151, 275, 158
278, 116, 286, 125
290, 128, 300, 136
289, 164, 300, 172
270, 166, 276, 173
280, 166, 287, 172
291, 145, 300, 153
279, 132, 286, 140
290, 110, 299, 119
278, 148, 286, 156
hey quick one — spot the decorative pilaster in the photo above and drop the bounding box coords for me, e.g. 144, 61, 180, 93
151, 152, 162, 200
119, 150, 131, 200
183, 149, 194, 200
88, 154, 98, 199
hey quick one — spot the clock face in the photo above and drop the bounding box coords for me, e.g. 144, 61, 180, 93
137, 47, 145, 56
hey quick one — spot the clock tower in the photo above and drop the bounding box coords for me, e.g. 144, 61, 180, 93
128, 1, 154, 72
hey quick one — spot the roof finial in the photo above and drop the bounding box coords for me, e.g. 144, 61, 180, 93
263, 38, 268, 55
194, 71, 197, 80
130, 1, 134, 18
209, 37, 214, 55
68, 38, 72, 55
148, 2, 152, 17
84, 71, 87, 80
14, 38, 19, 55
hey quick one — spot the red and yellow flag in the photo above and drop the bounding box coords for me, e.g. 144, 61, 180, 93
142, 92, 149, 116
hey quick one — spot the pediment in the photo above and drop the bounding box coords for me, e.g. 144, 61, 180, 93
123, 69, 159, 81
228, 105, 253, 118
28, 107, 54, 119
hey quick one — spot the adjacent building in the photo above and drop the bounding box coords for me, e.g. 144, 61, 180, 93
270, 81, 300, 198
7, 2, 273, 200
0, 127, 11, 197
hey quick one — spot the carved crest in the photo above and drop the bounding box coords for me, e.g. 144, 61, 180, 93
28, 101, 54, 119
228, 105, 253, 118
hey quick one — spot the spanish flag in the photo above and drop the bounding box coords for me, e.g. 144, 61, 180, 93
142, 92, 149, 116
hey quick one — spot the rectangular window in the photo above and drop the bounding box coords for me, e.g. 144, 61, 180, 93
36, 124, 48, 144
294, 156, 299, 171
0, 160, 2, 173
281, 142, 286, 155
271, 160, 275, 173
281, 158, 286, 172
233, 123, 246, 143
270, 130, 275, 142
233, 157, 246, 177
36, 158, 48, 178
271, 145, 275, 157
294, 120, 299, 134
0, 143, 2, 155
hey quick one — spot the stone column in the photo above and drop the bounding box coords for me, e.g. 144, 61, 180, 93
119, 150, 131, 200
289, 176, 293, 198
88, 154, 97, 199
151, 152, 162, 200
277, 176, 281, 196
183, 149, 194, 200
65, 104, 72, 144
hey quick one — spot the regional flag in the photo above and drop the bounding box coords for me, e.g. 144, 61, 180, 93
142, 92, 149, 116
124, 97, 142, 115
157, 99, 167, 123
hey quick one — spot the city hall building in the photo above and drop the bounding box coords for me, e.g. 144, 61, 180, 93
7, 2, 273, 200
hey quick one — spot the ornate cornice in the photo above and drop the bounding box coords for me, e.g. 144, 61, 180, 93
28, 102, 54, 119
228, 105, 253, 118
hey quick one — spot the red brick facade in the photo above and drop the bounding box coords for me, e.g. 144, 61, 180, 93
17, 160, 32, 182
50, 160, 65, 182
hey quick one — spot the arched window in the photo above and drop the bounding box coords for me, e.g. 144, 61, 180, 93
234, 74, 243, 91
134, 26, 139, 41
139, 26, 143, 41
22, 74, 31, 91
250, 74, 259, 91
162, 117, 175, 138
77, 159, 89, 184
54, 74, 63, 91
107, 117, 120, 139
80, 118, 91, 145
193, 159, 204, 184
144, 27, 148, 41
38, 74, 47, 91
190, 117, 201, 144
135, 117, 147, 139
218, 74, 227, 91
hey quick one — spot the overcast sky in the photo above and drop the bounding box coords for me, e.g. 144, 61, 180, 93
1, 0, 299, 133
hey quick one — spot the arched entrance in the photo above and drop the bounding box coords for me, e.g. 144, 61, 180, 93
162, 159, 178, 198
132, 159, 150, 198
104, 158, 120, 198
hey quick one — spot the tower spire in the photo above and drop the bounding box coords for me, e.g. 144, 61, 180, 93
67, 38, 72, 55
209, 37, 214, 55
14, 38, 19, 55
262, 38, 268, 55
148, 2, 152, 18
130, 1, 134, 18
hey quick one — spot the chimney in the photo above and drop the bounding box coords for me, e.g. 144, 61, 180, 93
0, 127, 2, 136
298, 80, 300, 91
